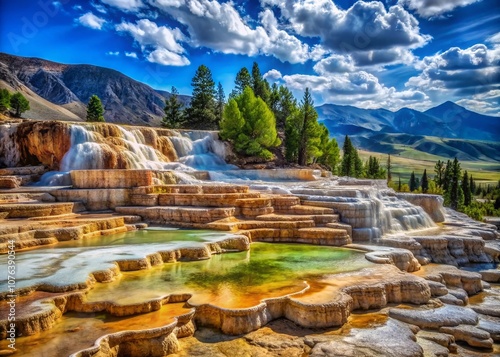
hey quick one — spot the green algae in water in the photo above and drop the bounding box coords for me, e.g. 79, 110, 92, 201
86, 243, 372, 308
186, 243, 358, 290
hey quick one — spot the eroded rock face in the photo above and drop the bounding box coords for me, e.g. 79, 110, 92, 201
13, 121, 71, 170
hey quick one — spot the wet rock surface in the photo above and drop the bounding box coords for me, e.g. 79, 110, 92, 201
389, 305, 479, 329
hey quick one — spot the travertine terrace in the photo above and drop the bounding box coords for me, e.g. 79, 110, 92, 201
0, 120, 499, 356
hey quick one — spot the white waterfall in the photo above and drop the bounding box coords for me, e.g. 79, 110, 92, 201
37, 124, 235, 185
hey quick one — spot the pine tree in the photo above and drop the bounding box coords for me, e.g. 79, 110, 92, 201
0, 89, 11, 113
231, 67, 251, 97
251, 62, 270, 104
340, 136, 354, 176
317, 124, 340, 172
162, 86, 184, 128
297, 88, 317, 166
434, 160, 445, 188
10, 92, 30, 118
184, 65, 217, 129
421, 169, 429, 193
443, 160, 452, 192
220, 86, 280, 160
449, 157, 462, 210
275, 85, 296, 131
462, 170, 471, 206
216, 82, 225, 124
86, 94, 104, 122
340, 135, 363, 177
469, 175, 475, 196
409, 171, 417, 192
365, 156, 385, 179
398, 176, 402, 191
387, 154, 392, 183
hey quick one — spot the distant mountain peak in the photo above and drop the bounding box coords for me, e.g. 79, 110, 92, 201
0, 52, 180, 126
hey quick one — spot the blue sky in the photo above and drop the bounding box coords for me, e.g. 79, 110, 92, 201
1, 0, 499, 115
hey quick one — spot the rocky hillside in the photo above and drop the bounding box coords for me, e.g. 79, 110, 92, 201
0, 53, 189, 126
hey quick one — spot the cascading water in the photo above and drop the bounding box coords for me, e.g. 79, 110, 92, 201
289, 184, 436, 240
37, 124, 235, 185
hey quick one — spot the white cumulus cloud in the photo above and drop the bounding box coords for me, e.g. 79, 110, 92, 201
101, 0, 144, 12
263, 69, 282, 81
77, 12, 106, 30
398, 0, 481, 18
116, 19, 190, 66
125, 51, 138, 58
407, 43, 500, 114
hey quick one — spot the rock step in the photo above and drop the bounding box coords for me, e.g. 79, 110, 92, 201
238, 206, 274, 218
326, 222, 353, 238
0, 202, 76, 218
131, 184, 249, 194
239, 220, 316, 230
0, 192, 55, 204
270, 196, 301, 208
0, 166, 46, 176
115, 206, 236, 224
235, 197, 272, 208
157, 193, 261, 207
206, 219, 315, 231
256, 213, 339, 225
243, 227, 351, 246
277, 204, 334, 215
0, 216, 128, 252
439, 325, 493, 349
0, 176, 21, 188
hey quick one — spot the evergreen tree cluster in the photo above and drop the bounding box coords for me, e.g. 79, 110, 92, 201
340, 136, 363, 177
160, 61, 347, 169
0, 89, 30, 117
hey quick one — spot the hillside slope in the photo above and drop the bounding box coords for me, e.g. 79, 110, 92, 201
0, 53, 183, 126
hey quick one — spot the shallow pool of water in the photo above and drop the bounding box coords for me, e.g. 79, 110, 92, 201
0, 228, 240, 293
86, 242, 372, 308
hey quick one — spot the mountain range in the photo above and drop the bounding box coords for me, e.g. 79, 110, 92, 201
0, 52, 189, 126
317, 102, 500, 162
0, 52, 498, 162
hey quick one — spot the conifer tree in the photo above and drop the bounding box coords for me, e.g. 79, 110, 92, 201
434, 160, 445, 188
275, 85, 296, 131
387, 154, 392, 183
297, 88, 317, 166
409, 171, 417, 192
10, 92, 30, 118
469, 175, 475, 196
421, 169, 429, 193
285, 88, 325, 166
216, 82, 225, 124
231, 67, 251, 97
340, 135, 363, 177
316, 124, 340, 172
365, 156, 385, 179
443, 160, 452, 192
162, 86, 184, 128
448, 157, 463, 210
184, 65, 217, 129
462, 170, 471, 206
0, 89, 10, 113
86, 94, 104, 122
220, 86, 280, 159
251, 62, 270, 104
398, 176, 402, 191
